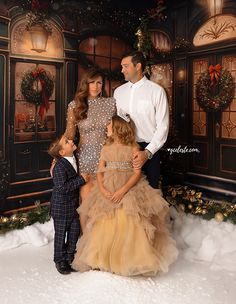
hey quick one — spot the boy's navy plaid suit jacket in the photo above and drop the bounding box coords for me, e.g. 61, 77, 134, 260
50, 157, 85, 219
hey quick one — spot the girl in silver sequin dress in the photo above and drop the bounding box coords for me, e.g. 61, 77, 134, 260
65, 69, 116, 231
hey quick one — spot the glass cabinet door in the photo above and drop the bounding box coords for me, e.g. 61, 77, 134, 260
14, 62, 56, 143
11, 61, 57, 181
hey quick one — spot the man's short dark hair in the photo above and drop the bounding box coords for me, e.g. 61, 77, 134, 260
121, 51, 146, 72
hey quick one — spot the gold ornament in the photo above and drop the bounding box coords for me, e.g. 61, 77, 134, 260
188, 203, 193, 210
196, 192, 202, 199
179, 203, 185, 211
10, 214, 18, 221
2, 217, 9, 223
214, 212, 224, 222
135, 29, 142, 37
202, 209, 207, 215
20, 216, 28, 223
195, 206, 202, 214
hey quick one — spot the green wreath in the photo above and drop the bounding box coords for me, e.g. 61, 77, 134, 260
196, 68, 235, 112
21, 68, 54, 106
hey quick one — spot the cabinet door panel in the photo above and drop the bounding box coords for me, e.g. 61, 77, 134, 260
12, 144, 34, 180
38, 142, 51, 175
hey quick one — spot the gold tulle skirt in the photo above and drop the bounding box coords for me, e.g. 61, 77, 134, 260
72, 170, 178, 277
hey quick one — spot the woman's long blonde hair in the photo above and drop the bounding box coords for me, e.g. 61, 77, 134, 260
73, 68, 107, 121
107, 115, 136, 146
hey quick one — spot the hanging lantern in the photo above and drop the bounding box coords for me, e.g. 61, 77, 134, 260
29, 24, 49, 53
207, 0, 224, 17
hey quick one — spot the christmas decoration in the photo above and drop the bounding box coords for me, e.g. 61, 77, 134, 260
1, 186, 236, 233
196, 64, 235, 112
147, 0, 167, 21
164, 185, 236, 224
173, 37, 192, 50
53, 0, 140, 41
134, 0, 167, 60
0, 202, 50, 234
135, 18, 153, 58
214, 212, 224, 222
24, 0, 53, 34
21, 67, 54, 118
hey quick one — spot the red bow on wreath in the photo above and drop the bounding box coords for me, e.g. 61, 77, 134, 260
209, 64, 221, 87
33, 68, 50, 118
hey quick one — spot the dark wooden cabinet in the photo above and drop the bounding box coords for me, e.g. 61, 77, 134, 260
187, 53, 236, 199
2, 59, 64, 212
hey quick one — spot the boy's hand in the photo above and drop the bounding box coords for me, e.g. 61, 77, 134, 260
81, 173, 90, 183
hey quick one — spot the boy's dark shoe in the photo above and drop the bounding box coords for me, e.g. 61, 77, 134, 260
66, 261, 78, 272
56, 261, 71, 275
67, 265, 78, 272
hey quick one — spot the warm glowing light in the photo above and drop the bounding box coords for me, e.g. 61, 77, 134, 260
207, 0, 223, 16
177, 69, 185, 82
30, 25, 49, 53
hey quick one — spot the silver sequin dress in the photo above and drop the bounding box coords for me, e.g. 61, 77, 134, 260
65, 97, 116, 175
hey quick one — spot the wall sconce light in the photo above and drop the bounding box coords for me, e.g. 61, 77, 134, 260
25, 3, 52, 53
207, 0, 223, 17
29, 24, 49, 53
177, 69, 186, 83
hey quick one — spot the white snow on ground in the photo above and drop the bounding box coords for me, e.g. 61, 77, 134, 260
0, 208, 236, 304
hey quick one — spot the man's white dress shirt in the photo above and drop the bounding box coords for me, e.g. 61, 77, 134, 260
64, 155, 78, 173
114, 76, 169, 155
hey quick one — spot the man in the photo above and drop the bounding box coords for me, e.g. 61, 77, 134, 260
114, 51, 169, 189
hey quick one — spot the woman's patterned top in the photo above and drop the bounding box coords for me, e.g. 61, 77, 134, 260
65, 97, 116, 174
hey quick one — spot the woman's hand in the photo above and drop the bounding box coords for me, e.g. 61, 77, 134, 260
111, 188, 126, 204
50, 159, 56, 177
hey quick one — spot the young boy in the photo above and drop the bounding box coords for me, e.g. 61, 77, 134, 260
48, 134, 86, 275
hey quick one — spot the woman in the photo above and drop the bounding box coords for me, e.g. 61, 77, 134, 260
65, 68, 116, 232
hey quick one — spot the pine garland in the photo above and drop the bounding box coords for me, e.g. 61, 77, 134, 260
164, 185, 236, 224
1, 186, 236, 235
0, 203, 50, 234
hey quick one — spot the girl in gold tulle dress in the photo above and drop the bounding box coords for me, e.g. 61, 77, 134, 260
72, 114, 178, 276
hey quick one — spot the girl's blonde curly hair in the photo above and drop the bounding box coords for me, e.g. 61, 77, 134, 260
106, 114, 136, 145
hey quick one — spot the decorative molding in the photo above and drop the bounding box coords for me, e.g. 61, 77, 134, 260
0, 54, 6, 161
10, 54, 64, 62
193, 15, 236, 47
